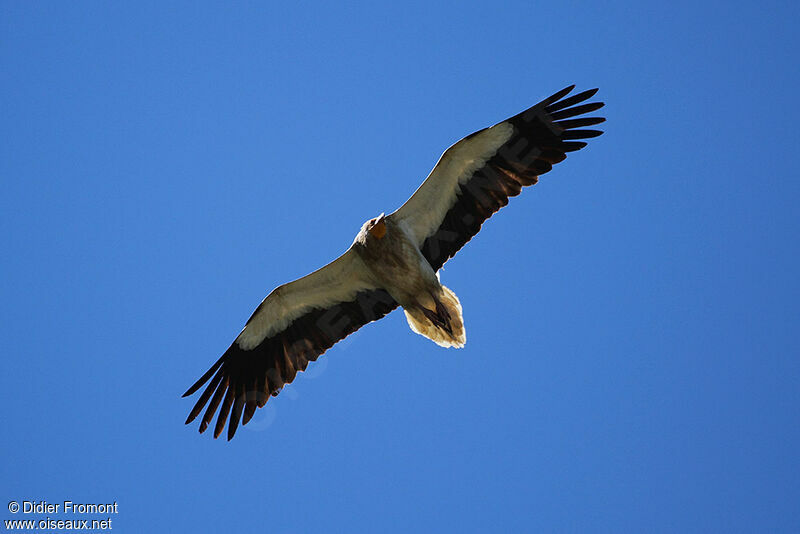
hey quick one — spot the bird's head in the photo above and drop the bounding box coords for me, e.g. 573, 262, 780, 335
366, 213, 387, 240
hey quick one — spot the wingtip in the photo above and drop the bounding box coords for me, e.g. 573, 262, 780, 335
242, 408, 255, 426
182, 377, 207, 398
545, 85, 576, 106
227, 420, 239, 441
563, 129, 604, 140
182, 353, 228, 398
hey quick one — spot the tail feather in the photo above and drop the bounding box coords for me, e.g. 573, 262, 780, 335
404, 285, 466, 348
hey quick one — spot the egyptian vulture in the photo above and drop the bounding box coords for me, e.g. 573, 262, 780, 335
184, 85, 605, 439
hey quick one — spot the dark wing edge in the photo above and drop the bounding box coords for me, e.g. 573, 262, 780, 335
182, 288, 398, 440
421, 85, 605, 270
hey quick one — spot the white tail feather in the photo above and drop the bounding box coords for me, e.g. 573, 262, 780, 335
403, 285, 466, 348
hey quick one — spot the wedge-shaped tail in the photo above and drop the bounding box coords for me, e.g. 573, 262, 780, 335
404, 285, 466, 348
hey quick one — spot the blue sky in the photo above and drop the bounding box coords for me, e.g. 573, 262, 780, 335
2, 1, 799, 532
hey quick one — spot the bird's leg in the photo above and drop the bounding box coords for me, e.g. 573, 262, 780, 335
416, 291, 437, 313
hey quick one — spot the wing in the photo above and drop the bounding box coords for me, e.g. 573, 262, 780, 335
390, 85, 605, 271
183, 248, 398, 440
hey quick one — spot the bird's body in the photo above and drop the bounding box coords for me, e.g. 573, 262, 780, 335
183, 85, 605, 439
354, 215, 465, 347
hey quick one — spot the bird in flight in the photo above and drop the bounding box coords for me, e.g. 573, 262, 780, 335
183, 85, 605, 440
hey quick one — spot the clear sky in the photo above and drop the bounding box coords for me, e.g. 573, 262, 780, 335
2, 1, 799, 532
